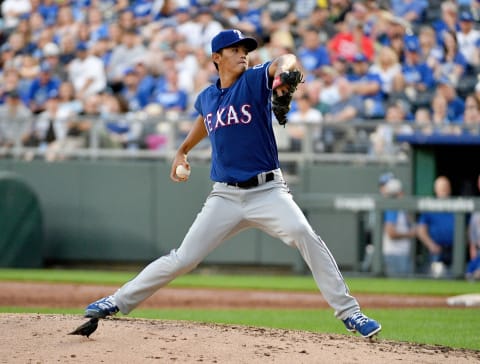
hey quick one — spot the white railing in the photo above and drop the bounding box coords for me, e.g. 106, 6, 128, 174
4, 113, 477, 165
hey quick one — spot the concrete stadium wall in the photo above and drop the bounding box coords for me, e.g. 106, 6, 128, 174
0, 159, 411, 271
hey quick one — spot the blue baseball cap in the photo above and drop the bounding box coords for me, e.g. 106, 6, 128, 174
460, 11, 474, 22
76, 42, 88, 52
175, 7, 190, 14
40, 61, 52, 73
378, 172, 395, 186
353, 53, 368, 62
124, 67, 136, 75
196, 6, 212, 16
405, 37, 420, 52
211, 29, 257, 53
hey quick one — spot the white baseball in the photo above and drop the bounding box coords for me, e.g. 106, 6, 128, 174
176, 165, 191, 178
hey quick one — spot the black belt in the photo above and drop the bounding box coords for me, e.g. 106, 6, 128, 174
227, 172, 274, 189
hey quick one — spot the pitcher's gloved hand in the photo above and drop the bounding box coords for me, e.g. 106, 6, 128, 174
272, 70, 304, 126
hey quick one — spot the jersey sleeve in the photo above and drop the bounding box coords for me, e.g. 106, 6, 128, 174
194, 84, 214, 117
417, 213, 429, 226
246, 61, 272, 94
383, 210, 398, 224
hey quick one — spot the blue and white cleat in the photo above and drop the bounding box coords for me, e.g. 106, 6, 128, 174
343, 311, 382, 338
85, 295, 119, 318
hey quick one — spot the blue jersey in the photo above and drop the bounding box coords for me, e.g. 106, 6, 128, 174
298, 46, 330, 74
418, 212, 454, 247
194, 62, 279, 183
384, 210, 401, 224
401, 62, 435, 90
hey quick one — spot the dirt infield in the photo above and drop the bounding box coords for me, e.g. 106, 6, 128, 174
1, 282, 479, 363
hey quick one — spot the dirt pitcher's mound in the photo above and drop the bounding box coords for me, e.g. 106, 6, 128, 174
1, 314, 478, 364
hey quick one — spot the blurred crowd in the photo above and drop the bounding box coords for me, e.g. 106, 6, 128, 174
0, 0, 480, 159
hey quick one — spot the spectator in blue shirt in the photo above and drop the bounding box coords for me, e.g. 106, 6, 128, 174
432, 1, 459, 45
390, 0, 427, 25
119, 67, 144, 112
27, 62, 61, 114
347, 53, 385, 119
435, 77, 465, 123
132, 61, 157, 109
417, 176, 455, 278
435, 30, 468, 88
38, 0, 59, 27
99, 92, 144, 150
7, 29, 37, 58
85, 6, 110, 44
131, 0, 155, 25
376, 12, 409, 50
228, 0, 263, 36
152, 69, 188, 115
418, 25, 444, 73
396, 36, 435, 105
297, 26, 330, 82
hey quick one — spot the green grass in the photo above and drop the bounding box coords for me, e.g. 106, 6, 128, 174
133, 308, 480, 350
0, 268, 479, 296
1, 268, 480, 351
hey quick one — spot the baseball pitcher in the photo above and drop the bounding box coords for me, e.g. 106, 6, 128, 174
83, 29, 381, 339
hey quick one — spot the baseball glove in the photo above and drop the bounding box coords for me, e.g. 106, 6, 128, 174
272, 70, 304, 126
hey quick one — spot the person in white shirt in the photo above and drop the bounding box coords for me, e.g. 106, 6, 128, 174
381, 178, 417, 277
0, 90, 32, 148
368, 45, 402, 98
288, 92, 323, 152
456, 10, 480, 69
369, 100, 413, 157
1, 0, 31, 30
175, 7, 202, 49
68, 42, 107, 99
186, 7, 223, 54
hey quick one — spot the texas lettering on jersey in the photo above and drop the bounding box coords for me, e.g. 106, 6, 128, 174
204, 104, 253, 133
194, 61, 280, 182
